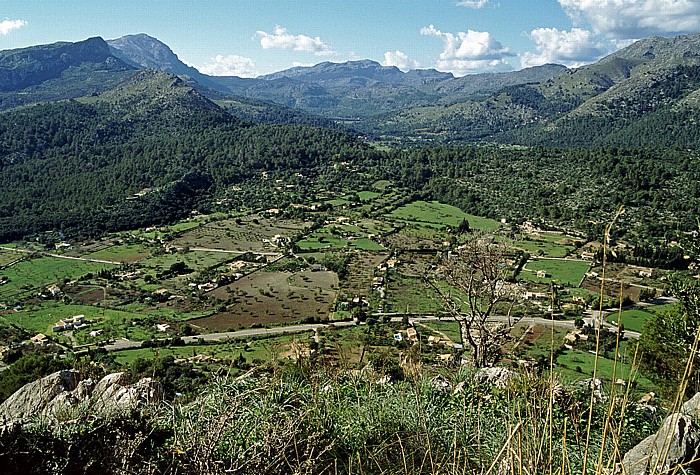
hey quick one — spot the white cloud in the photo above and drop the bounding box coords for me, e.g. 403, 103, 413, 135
520, 27, 609, 68
559, 0, 700, 40
382, 50, 419, 71
292, 61, 316, 68
256, 26, 335, 56
420, 25, 513, 75
0, 19, 27, 36
456, 0, 489, 8
198, 55, 258, 77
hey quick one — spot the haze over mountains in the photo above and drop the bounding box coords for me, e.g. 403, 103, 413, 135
1, 31, 700, 147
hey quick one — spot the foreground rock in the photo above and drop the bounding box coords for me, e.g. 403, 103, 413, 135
0, 370, 162, 431
623, 392, 700, 474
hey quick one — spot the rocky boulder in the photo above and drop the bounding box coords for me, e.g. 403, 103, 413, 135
474, 367, 517, 388
0, 370, 162, 431
623, 392, 700, 474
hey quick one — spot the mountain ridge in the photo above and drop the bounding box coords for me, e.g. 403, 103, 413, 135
1, 32, 700, 146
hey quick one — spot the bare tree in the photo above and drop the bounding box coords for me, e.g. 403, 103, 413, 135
432, 236, 520, 368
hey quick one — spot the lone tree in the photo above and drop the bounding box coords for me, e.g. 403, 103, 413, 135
432, 236, 520, 367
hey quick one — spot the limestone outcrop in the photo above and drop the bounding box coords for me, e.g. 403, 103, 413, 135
0, 370, 162, 431
623, 392, 700, 474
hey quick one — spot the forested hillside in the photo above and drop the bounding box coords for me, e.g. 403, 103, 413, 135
0, 70, 371, 241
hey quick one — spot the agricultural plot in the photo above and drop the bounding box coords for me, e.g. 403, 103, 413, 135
191, 269, 338, 330
556, 349, 656, 392
297, 231, 386, 251
0, 257, 117, 304
139, 251, 238, 275
4, 303, 143, 336
337, 251, 389, 310
0, 248, 25, 268
296, 232, 349, 251
607, 308, 653, 333
521, 259, 591, 287
514, 233, 583, 258
607, 302, 677, 333
83, 243, 152, 263
112, 335, 297, 366
388, 200, 501, 231
383, 273, 445, 315
171, 216, 310, 252
357, 191, 381, 202
383, 225, 445, 251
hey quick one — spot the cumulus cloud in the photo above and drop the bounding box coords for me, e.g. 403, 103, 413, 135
520, 27, 609, 68
382, 50, 420, 71
198, 55, 258, 77
256, 26, 335, 56
456, 0, 489, 8
0, 19, 27, 36
559, 0, 700, 40
420, 24, 513, 75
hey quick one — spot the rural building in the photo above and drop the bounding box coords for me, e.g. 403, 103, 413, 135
53, 315, 86, 332
155, 323, 171, 332
581, 251, 596, 260
406, 327, 418, 342
524, 291, 548, 300
30, 334, 49, 345
536, 270, 548, 278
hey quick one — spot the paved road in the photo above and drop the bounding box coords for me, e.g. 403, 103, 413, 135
102, 313, 635, 353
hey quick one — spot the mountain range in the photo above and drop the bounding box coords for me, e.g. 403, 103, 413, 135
1, 32, 700, 147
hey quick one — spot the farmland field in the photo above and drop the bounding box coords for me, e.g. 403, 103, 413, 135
521, 259, 591, 287
4, 303, 143, 335
192, 269, 338, 330
171, 216, 310, 252
556, 349, 656, 392
139, 251, 239, 274
384, 273, 444, 314
83, 243, 152, 263
388, 201, 501, 230
112, 335, 297, 366
0, 257, 117, 303
0, 249, 25, 267
607, 302, 677, 333
514, 233, 582, 258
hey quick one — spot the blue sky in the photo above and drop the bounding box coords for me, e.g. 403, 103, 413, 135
2, 1, 700, 77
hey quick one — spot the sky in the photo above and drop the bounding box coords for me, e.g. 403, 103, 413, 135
1, 0, 700, 77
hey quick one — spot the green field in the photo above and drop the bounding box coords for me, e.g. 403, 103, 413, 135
5, 303, 143, 335
0, 249, 25, 267
556, 349, 656, 392
417, 320, 461, 344
350, 237, 385, 251
113, 334, 298, 366
515, 233, 582, 258
84, 243, 152, 263
607, 308, 653, 333
388, 200, 500, 230
607, 303, 677, 333
385, 274, 445, 314
357, 191, 381, 202
297, 232, 349, 250
0, 257, 117, 302
521, 259, 591, 287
